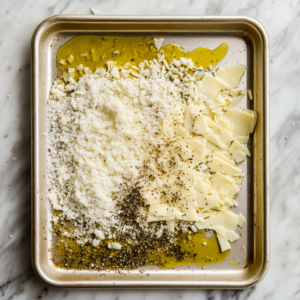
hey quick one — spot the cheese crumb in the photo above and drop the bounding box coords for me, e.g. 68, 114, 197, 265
92, 239, 100, 247
247, 89, 253, 100
111, 242, 122, 250
154, 38, 164, 51
94, 229, 105, 239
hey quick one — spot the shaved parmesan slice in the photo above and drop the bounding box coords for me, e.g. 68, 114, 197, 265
227, 88, 247, 109
224, 230, 239, 242
217, 88, 242, 104
215, 115, 234, 131
205, 140, 217, 153
218, 128, 233, 145
224, 108, 257, 139
174, 125, 190, 138
203, 121, 233, 149
211, 107, 223, 115
185, 105, 197, 132
235, 136, 250, 144
217, 234, 231, 252
197, 222, 226, 238
149, 204, 183, 218
172, 104, 185, 122
167, 220, 175, 232
214, 152, 235, 165
188, 138, 206, 156
230, 150, 247, 163
212, 226, 225, 237
229, 140, 250, 163
238, 213, 246, 227
182, 207, 198, 220
229, 183, 240, 198
192, 113, 211, 135
231, 140, 250, 156
142, 190, 162, 205
212, 147, 225, 155
205, 132, 227, 149
194, 174, 211, 193
147, 214, 166, 222
210, 155, 243, 176
154, 38, 164, 51
216, 91, 228, 105
227, 94, 245, 109
187, 139, 207, 167
193, 135, 207, 145
190, 154, 203, 169
195, 191, 223, 209
195, 210, 239, 231
204, 115, 219, 129
200, 74, 229, 108
215, 151, 236, 166
216, 65, 246, 89
221, 196, 234, 207
212, 172, 235, 195
149, 212, 201, 222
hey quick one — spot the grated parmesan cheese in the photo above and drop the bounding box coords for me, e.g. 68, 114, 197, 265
47, 60, 186, 234
47, 52, 256, 253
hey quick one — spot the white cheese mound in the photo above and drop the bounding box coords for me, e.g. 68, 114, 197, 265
47, 54, 256, 252
47, 63, 185, 233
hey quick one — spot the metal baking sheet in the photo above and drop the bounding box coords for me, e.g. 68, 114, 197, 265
31, 15, 269, 288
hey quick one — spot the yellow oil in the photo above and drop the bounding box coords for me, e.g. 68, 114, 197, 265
56, 35, 228, 80
54, 36, 230, 270
163, 42, 228, 70
152, 230, 229, 269
229, 259, 240, 265
53, 216, 229, 270
57, 36, 158, 80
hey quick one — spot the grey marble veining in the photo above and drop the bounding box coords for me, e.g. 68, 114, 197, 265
0, 0, 299, 299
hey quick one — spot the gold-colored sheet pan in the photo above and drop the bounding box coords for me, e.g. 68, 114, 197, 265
31, 15, 269, 288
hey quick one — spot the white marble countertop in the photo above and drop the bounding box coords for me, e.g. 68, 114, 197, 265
0, 0, 298, 299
